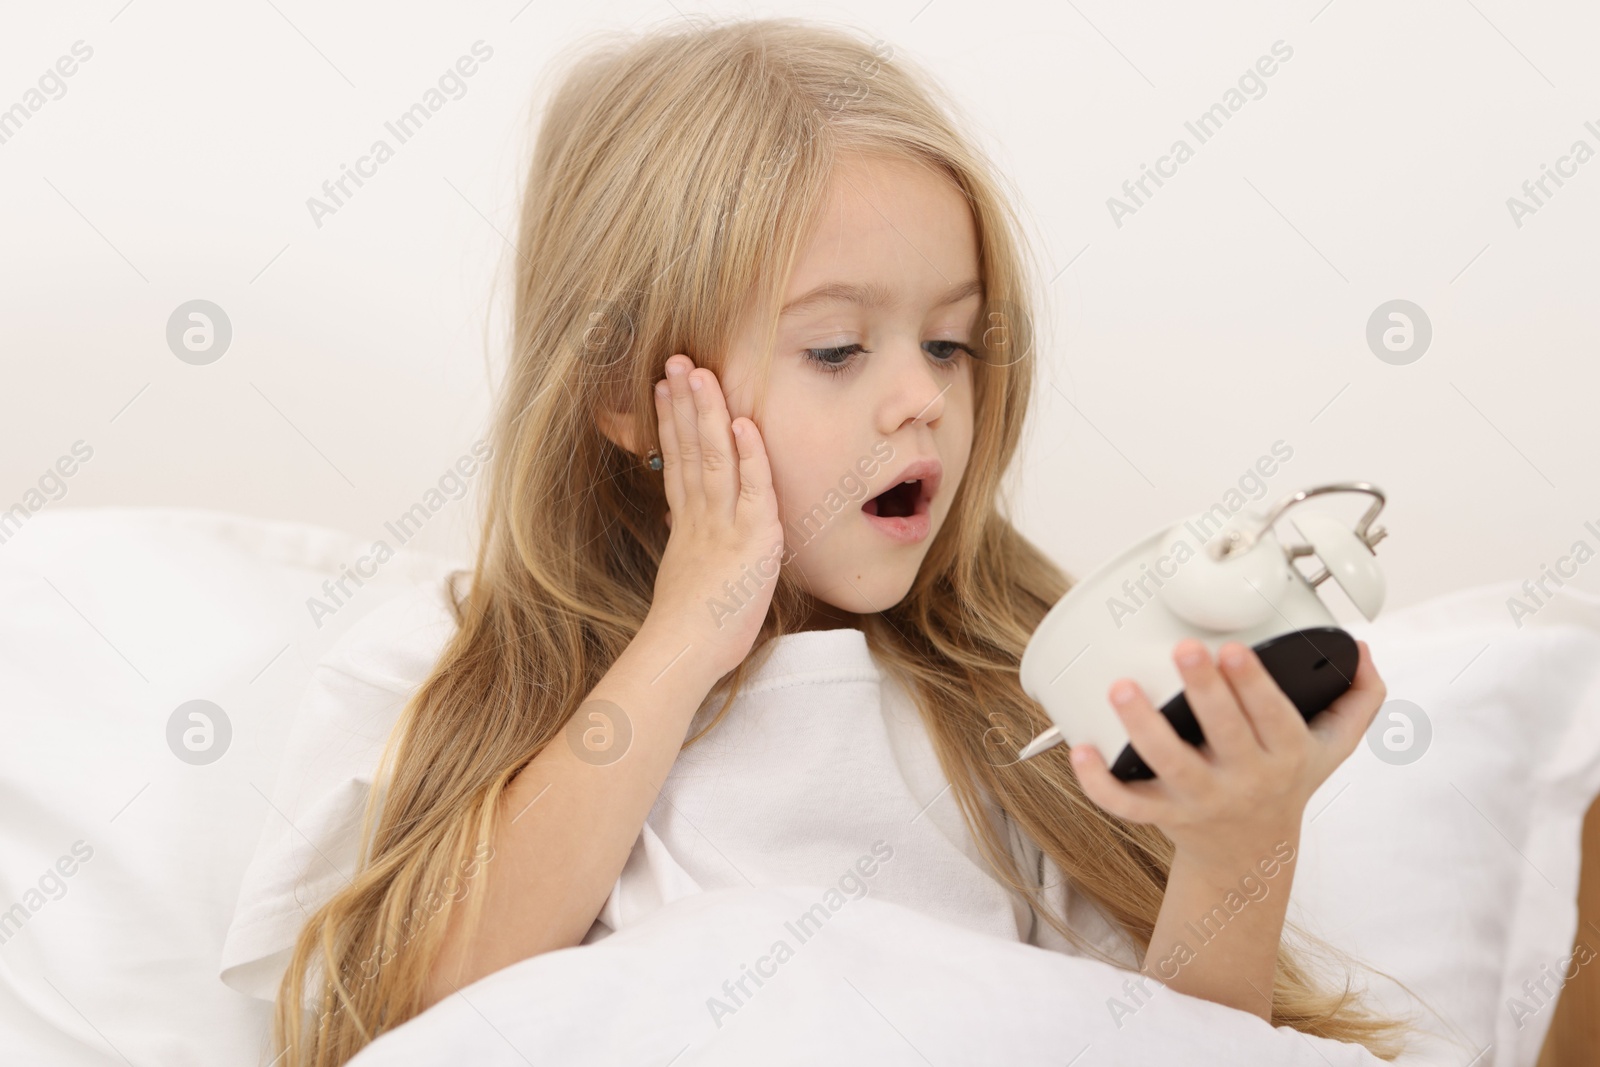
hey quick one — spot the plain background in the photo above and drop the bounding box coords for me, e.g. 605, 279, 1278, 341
3, 0, 1598, 624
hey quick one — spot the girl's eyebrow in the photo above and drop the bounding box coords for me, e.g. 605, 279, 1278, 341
779, 277, 983, 318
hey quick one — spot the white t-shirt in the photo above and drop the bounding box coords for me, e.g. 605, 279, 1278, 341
219, 582, 1139, 1001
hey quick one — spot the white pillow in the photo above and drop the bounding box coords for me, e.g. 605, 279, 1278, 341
0, 506, 462, 1067
1294, 580, 1600, 1067
217, 578, 462, 1002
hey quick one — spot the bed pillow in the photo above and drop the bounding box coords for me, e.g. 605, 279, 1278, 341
216, 577, 463, 1003
0, 506, 463, 1067
1292, 580, 1600, 1067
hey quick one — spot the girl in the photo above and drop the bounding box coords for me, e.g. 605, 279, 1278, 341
271, 15, 1424, 1064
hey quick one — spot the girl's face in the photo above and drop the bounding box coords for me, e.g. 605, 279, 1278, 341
719, 151, 979, 620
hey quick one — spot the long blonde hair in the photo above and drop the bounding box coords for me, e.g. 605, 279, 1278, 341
273, 16, 1441, 1063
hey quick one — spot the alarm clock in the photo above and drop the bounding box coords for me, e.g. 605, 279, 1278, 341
1016, 482, 1389, 780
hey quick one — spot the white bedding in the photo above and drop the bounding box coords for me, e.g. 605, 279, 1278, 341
4, 506, 1599, 1067
346, 885, 1417, 1067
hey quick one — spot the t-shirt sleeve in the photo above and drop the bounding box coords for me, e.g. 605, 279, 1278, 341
218, 582, 460, 1002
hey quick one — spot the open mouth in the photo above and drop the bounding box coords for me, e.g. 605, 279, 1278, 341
859, 458, 940, 544
862, 479, 924, 519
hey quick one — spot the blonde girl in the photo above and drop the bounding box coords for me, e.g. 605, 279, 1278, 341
272, 15, 1426, 1065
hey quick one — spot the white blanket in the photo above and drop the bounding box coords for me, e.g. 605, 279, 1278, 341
346, 885, 1422, 1066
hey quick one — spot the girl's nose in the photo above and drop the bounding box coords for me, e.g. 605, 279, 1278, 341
881, 342, 949, 433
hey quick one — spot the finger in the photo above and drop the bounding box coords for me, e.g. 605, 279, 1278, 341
1069, 743, 1169, 824
652, 378, 683, 522
1309, 639, 1386, 760
688, 367, 738, 524
1216, 641, 1310, 755
730, 416, 775, 522
1172, 640, 1263, 763
663, 355, 704, 512
1108, 678, 1211, 793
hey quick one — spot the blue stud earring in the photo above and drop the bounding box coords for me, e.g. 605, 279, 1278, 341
645, 447, 662, 472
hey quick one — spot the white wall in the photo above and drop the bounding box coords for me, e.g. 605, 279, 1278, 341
3, 0, 1596, 619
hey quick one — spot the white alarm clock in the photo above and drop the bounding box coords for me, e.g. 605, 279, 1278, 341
1016, 482, 1389, 779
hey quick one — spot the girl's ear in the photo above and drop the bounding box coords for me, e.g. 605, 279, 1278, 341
595, 405, 645, 457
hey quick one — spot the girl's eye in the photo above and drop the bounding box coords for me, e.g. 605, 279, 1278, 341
803, 343, 867, 375
802, 340, 974, 377
924, 340, 974, 366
